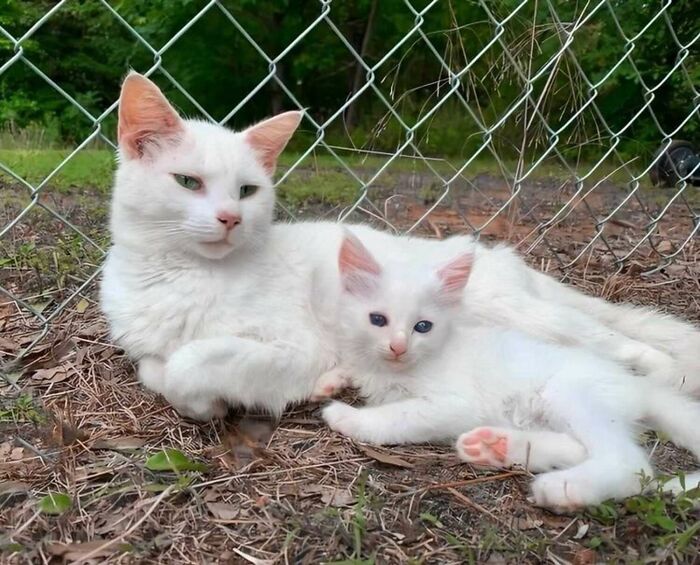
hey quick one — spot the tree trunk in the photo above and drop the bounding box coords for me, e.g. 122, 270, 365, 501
345, 0, 378, 129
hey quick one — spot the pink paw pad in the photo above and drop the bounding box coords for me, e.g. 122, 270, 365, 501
457, 428, 510, 467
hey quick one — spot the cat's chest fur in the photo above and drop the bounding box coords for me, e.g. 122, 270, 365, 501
101, 245, 314, 359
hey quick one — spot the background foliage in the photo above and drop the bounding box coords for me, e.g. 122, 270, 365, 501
0, 0, 698, 160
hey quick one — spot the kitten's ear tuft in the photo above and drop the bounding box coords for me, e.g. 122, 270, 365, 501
243, 111, 303, 175
338, 231, 381, 297
436, 252, 473, 304
118, 72, 183, 160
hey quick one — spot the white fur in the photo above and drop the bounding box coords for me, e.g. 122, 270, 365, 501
322, 241, 700, 510
102, 80, 700, 425
101, 118, 338, 418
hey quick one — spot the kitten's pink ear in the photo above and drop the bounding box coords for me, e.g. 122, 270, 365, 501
338, 231, 381, 297
243, 111, 303, 175
118, 72, 183, 159
436, 252, 473, 304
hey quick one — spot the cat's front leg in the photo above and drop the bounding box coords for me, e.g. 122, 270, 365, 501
136, 355, 225, 418
322, 397, 468, 445
163, 335, 320, 420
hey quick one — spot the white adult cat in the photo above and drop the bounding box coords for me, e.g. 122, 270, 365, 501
320, 233, 700, 510
101, 72, 700, 422
101, 72, 338, 419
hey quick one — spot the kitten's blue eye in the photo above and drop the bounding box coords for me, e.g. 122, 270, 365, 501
414, 320, 433, 333
173, 174, 202, 191
369, 313, 388, 327
240, 184, 259, 199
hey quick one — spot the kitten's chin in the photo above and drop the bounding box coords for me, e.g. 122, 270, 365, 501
194, 240, 237, 260
381, 357, 414, 372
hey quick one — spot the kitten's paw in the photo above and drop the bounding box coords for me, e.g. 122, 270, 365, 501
322, 401, 363, 439
311, 368, 350, 401
619, 342, 674, 377
530, 470, 589, 512
456, 427, 510, 468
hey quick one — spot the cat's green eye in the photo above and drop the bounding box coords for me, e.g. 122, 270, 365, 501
240, 184, 259, 199
173, 174, 202, 191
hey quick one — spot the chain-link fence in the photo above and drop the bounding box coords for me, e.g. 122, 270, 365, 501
1, 0, 699, 367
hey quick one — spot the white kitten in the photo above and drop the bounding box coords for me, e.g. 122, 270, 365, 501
321, 232, 700, 510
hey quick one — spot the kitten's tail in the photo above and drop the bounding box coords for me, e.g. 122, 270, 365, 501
643, 383, 700, 495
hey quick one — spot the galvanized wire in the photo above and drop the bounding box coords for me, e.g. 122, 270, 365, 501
1, 0, 698, 364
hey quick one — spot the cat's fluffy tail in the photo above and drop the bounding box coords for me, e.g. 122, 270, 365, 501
531, 271, 700, 395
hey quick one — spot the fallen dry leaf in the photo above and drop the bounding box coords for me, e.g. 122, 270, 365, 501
572, 548, 598, 565
513, 516, 544, 530
75, 298, 90, 314
573, 522, 590, 540
33, 365, 72, 383
48, 539, 125, 561
300, 485, 354, 507
92, 436, 147, 451
321, 488, 353, 507
357, 444, 414, 468
0, 337, 20, 352
207, 502, 239, 520
0, 481, 29, 497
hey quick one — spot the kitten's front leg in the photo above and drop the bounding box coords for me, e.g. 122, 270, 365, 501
456, 427, 587, 472
322, 397, 470, 445
311, 367, 353, 401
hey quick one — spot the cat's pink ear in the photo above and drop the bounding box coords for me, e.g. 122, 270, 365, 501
338, 232, 381, 297
436, 252, 473, 304
118, 72, 183, 159
243, 111, 303, 175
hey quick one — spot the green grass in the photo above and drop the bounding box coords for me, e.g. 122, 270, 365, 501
0, 149, 115, 193
0, 147, 684, 210
587, 477, 700, 560
0, 394, 45, 425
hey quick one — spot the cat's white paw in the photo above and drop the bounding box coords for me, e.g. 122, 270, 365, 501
311, 368, 350, 401
163, 345, 228, 421
322, 401, 364, 439
456, 427, 510, 468
173, 396, 228, 421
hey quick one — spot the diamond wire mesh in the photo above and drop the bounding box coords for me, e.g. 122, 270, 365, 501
0, 0, 699, 366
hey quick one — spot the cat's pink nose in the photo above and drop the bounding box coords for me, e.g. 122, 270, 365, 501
216, 211, 241, 230
389, 340, 407, 358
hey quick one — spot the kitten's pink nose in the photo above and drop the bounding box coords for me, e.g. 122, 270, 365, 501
216, 211, 241, 230
389, 340, 407, 358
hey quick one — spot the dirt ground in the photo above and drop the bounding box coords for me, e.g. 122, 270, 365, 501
1, 169, 699, 564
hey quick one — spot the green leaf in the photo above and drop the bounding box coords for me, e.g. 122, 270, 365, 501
38, 492, 71, 515
652, 515, 677, 532
1, 542, 24, 553
145, 449, 206, 473
419, 512, 443, 527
